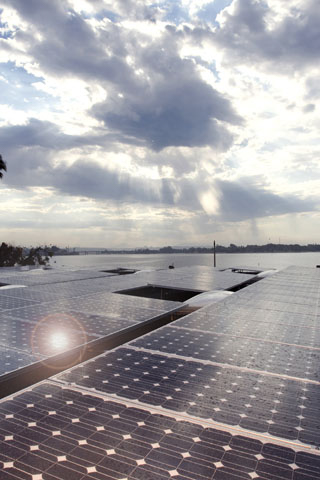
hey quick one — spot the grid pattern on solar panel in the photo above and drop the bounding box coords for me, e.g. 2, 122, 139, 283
0, 294, 41, 310
131, 326, 320, 381
227, 291, 320, 308
17, 280, 123, 298
0, 344, 41, 376
222, 292, 320, 316
2, 265, 320, 479
225, 298, 320, 316
3, 303, 71, 323
55, 301, 172, 320
55, 347, 320, 447
5, 309, 138, 338
214, 294, 320, 343
195, 306, 320, 328
174, 316, 320, 348
0, 270, 116, 292
1, 381, 320, 480
5, 302, 168, 329
52, 291, 181, 313
0, 265, 255, 303
44, 310, 138, 336
1, 272, 194, 299
0, 287, 68, 302
1, 269, 112, 282
0, 315, 96, 357
0, 273, 76, 286
0, 267, 186, 380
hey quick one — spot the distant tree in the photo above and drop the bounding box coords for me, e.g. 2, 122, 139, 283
0, 243, 49, 267
0, 154, 6, 179
20, 247, 49, 266
0, 243, 23, 267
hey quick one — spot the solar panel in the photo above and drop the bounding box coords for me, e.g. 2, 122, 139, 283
0, 294, 41, 310
1, 380, 320, 480
55, 345, 320, 445
0, 314, 96, 357
174, 316, 320, 348
0, 344, 41, 376
2, 264, 320, 479
131, 326, 319, 379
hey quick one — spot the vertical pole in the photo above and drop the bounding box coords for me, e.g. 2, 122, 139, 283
213, 240, 216, 268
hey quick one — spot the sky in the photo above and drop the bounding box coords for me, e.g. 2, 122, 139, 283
0, 0, 319, 248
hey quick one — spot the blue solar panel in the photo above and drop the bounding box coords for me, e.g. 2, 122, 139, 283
2, 265, 320, 479
1, 381, 320, 480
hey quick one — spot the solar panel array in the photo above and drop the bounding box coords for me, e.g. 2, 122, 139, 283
2, 265, 320, 479
0, 268, 182, 378
0, 266, 250, 378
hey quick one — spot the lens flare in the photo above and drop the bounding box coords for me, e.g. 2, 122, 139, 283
49, 331, 69, 350
30, 313, 88, 370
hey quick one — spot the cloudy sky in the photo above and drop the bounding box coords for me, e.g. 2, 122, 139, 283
0, 0, 319, 248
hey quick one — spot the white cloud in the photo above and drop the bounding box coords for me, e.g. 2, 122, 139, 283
0, 0, 319, 247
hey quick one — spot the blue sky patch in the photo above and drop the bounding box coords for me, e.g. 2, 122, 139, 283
197, 0, 232, 25
153, 1, 190, 24
0, 62, 56, 112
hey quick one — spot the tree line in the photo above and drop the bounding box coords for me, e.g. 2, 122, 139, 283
0, 155, 50, 267
78, 243, 320, 255
0, 243, 49, 268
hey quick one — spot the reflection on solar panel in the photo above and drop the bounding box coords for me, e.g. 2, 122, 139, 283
0, 266, 253, 380
1, 265, 320, 479
0, 344, 40, 376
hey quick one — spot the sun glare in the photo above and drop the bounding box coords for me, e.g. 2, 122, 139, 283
50, 332, 69, 350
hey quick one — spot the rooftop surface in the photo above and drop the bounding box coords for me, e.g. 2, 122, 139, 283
0, 265, 320, 479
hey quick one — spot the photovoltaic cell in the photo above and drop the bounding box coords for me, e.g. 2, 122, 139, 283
0, 344, 41, 376
0, 314, 96, 357
0, 266, 187, 381
1, 381, 320, 480
0, 294, 41, 310
175, 317, 320, 349
51, 266, 320, 452
55, 346, 320, 446
2, 265, 320, 478
131, 326, 320, 380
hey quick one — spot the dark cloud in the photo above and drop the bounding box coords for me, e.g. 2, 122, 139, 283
0, 121, 202, 208
92, 31, 241, 150
0, 119, 202, 197
142, 148, 204, 176
303, 103, 315, 113
54, 161, 203, 208
0, 119, 82, 150
2, 146, 161, 204
215, 177, 316, 221
206, 0, 320, 71
54, 160, 159, 204
2, 0, 241, 151
1, 125, 316, 222
305, 76, 320, 100
93, 75, 239, 151
0, 118, 147, 161
2, 0, 137, 91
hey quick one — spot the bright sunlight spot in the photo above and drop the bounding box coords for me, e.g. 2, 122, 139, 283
49, 332, 69, 350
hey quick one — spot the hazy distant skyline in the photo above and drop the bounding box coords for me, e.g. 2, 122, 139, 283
0, 0, 319, 248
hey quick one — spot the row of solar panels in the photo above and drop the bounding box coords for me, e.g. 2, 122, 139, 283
1, 265, 320, 479
0, 266, 252, 379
